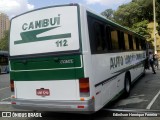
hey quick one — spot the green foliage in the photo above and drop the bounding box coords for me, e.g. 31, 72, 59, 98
156, 0, 160, 35
113, 0, 153, 27
0, 30, 9, 51
114, 2, 143, 27
101, 9, 114, 20
131, 20, 150, 38
101, 0, 159, 38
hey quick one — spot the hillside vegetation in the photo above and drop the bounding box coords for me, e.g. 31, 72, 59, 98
101, 0, 160, 41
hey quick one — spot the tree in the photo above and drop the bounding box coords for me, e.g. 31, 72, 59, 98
101, 9, 114, 20
131, 20, 150, 38
0, 30, 9, 51
113, 0, 153, 27
156, 0, 160, 35
101, 0, 159, 38
136, 0, 153, 21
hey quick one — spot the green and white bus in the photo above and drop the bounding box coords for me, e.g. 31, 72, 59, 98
9, 4, 146, 113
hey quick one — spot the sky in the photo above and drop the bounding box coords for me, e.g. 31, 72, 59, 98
0, 0, 132, 19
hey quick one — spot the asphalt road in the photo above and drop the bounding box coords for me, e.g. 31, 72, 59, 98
0, 69, 160, 119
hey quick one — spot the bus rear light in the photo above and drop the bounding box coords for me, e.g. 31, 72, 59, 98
92, 96, 95, 100
79, 78, 90, 97
10, 80, 14, 92
77, 106, 85, 109
11, 95, 15, 98
11, 102, 16, 104
80, 98, 85, 101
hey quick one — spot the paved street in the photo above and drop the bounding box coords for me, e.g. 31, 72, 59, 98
109, 69, 160, 110
0, 69, 160, 119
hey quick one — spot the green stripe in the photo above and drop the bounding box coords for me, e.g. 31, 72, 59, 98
10, 55, 81, 70
15, 33, 71, 44
10, 68, 84, 81
10, 55, 84, 81
14, 26, 72, 44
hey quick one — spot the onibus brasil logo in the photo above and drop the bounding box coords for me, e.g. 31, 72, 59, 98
14, 14, 71, 44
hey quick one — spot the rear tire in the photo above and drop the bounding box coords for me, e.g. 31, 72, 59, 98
123, 74, 131, 98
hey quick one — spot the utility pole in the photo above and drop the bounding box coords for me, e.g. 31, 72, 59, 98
153, 0, 157, 54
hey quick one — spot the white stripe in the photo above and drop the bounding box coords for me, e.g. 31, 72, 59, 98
11, 66, 82, 72
103, 108, 137, 112
1, 97, 11, 101
146, 90, 160, 109
0, 87, 9, 91
102, 108, 160, 112
10, 56, 83, 72
0, 101, 11, 104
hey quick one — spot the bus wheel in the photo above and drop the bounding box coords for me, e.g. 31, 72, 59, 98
123, 74, 131, 98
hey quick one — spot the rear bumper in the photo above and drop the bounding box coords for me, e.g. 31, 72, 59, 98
11, 98, 95, 113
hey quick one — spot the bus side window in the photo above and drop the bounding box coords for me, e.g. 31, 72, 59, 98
124, 33, 130, 50
94, 22, 106, 53
128, 34, 133, 50
110, 28, 119, 50
87, 16, 96, 54
139, 39, 143, 50
105, 26, 112, 51
133, 37, 136, 50
141, 40, 146, 50
118, 31, 125, 50
135, 37, 140, 50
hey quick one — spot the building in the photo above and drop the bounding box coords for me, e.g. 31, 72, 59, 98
0, 12, 10, 40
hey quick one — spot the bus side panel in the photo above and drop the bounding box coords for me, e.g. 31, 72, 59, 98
91, 54, 120, 111
130, 51, 146, 82
88, 51, 146, 111
80, 6, 96, 110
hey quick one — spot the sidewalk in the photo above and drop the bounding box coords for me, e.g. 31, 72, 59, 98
146, 67, 160, 75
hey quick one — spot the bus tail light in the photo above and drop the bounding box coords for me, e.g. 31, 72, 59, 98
77, 106, 85, 109
10, 80, 14, 92
79, 78, 90, 97
11, 102, 16, 104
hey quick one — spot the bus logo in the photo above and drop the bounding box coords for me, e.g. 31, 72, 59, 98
36, 88, 50, 96
14, 26, 71, 45
14, 14, 71, 45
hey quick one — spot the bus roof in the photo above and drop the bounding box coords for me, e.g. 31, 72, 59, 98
11, 3, 145, 40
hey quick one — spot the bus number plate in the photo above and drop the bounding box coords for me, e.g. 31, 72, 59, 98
36, 88, 50, 96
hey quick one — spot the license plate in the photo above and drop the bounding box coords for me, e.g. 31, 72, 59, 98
36, 88, 50, 96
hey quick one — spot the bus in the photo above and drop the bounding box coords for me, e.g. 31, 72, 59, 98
0, 51, 9, 74
9, 4, 147, 113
